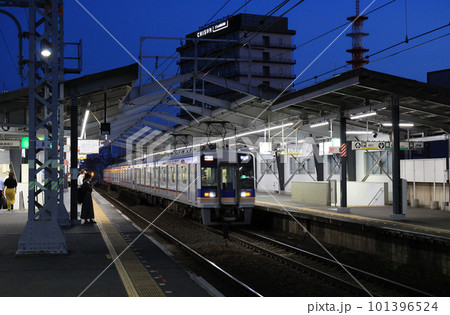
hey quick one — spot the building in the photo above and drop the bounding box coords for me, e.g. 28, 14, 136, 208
176, 13, 296, 101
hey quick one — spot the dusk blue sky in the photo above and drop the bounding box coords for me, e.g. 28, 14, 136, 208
1, 0, 449, 92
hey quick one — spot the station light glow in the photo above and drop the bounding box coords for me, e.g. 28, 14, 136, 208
382, 122, 414, 127
41, 48, 51, 57
310, 121, 329, 128
80, 110, 90, 139
346, 131, 372, 135
350, 112, 377, 120
139, 122, 295, 160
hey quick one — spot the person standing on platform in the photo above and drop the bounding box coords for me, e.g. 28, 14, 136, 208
2, 172, 17, 211
77, 169, 86, 187
0, 176, 6, 209
80, 172, 96, 224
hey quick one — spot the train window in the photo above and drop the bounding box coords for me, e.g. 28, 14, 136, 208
154, 167, 158, 185
181, 166, 187, 184
201, 167, 217, 187
239, 154, 254, 188
170, 166, 176, 183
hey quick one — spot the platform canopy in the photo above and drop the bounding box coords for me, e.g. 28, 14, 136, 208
272, 68, 450, 134
0, 63, 139, 139
2, 65, 449, 153
102, 67, 450, 154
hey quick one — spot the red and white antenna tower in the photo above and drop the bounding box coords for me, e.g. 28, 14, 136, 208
346, 0, 369, 68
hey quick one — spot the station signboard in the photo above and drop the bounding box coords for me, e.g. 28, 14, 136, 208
0, 140, 21, 149
78, 139, 99, 154
352, 141, 424, 151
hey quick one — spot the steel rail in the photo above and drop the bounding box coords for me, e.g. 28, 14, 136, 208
239, 229, 433, 297
96, 189, 263, 297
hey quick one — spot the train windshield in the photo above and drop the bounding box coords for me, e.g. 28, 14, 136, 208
238, 154, 254, 189
201, 167, 217, 187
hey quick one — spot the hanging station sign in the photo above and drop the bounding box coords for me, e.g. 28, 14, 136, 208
78, 139, 99, 154
352, 141, 424, 151
0, 140, 21, 149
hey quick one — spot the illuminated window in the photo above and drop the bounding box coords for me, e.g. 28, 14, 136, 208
170, 166, 176, 183
201, 167, 217, 187
181, 166, 187, 184
161, 167, 166, 183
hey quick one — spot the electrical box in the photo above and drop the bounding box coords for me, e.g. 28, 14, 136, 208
100, 123, 110, 135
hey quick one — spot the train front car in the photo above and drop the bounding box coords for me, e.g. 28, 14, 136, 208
198, 151, 255, 225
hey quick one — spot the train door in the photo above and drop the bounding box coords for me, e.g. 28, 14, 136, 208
190, 164, 197, 203
218, 163, 239, 206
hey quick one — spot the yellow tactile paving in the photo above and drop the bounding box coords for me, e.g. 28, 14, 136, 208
256, 200, 450, 237
93, 199, 166, 297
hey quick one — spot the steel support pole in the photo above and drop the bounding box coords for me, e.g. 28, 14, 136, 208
17, 0, 67, 255
70, 96, 79, 221
391, 94, 405, 219
339, 116, 348, 211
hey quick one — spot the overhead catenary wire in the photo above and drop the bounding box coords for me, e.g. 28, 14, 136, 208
365, 22, 450, 59
292, 30, 450, 88
296, 0, 397, 49
230, 0, 253, 16
205, 0, 232, 26
0, 29, 25, 87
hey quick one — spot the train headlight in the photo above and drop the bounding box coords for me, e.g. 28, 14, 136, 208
241, 191, 251, 198
209, 191, 216, 198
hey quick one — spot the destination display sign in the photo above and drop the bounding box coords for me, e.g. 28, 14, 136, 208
352, 141, 424, 151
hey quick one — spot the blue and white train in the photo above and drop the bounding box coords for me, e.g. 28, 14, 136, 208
103, 148, 255, 225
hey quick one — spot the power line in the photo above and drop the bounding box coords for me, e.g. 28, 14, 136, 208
205, 0, 232, 25
230, 0, 253, 16
292, 31, 450, 88
367, 32, 450, 66
365, 22, 450, 59
296, 0, 397, 49
0, 29, 24, 87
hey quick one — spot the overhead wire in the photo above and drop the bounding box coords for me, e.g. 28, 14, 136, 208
0, 29, 25, 87
291, 29, 450, 89
205, 0, 232, 26
230, 0, 253, 16
296, 0, 397, 49
365, 22, 450, 59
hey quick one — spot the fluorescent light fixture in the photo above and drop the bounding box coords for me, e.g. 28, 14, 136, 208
382, 122, 414, 127
41, 48, 51, 57
346, 130, 372, 135
350, 111, 377, 120
310, 121, 329, 128
234, 122, 294, 138
80, 110, 90, 139
139, 122, 294, 160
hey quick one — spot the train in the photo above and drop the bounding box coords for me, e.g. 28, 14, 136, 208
103, 148, 255, 225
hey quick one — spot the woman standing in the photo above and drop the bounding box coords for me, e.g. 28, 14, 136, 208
2, 172, 17, 211
80, 172, 96, 224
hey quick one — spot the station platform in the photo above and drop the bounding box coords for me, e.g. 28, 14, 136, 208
255, 192, 450, 239
0, 190, 218, 297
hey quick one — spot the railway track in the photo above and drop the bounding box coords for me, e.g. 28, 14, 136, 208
205, 227, 434, 297
96, 187, 433, 297
96, 189, 262, 297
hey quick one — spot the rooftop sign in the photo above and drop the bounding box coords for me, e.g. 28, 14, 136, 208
197, 20, 229, 38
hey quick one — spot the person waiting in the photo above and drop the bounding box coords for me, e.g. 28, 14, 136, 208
3, 172, 17, 211
80, 173, 96, 224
